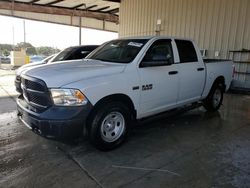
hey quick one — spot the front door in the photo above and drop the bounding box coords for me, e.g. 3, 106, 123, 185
138, 39, 179, 118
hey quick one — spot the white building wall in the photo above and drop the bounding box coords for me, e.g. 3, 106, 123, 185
119, 0, 250, 58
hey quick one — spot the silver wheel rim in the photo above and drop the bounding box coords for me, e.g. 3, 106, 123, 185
213, 89, 222, 108
100, 111, 125, 143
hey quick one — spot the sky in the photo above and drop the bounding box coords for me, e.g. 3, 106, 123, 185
0, 15, 118, 50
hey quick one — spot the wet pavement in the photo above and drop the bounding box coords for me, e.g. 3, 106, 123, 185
0, 68, 250, 188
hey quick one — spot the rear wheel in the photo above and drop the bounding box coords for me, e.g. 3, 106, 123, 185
88, 102, 131, 151
203, 82, 224, 112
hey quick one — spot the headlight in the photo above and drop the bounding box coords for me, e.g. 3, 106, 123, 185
50, 89, 88, 106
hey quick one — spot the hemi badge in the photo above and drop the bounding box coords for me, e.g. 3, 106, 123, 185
132, 86, 140, 90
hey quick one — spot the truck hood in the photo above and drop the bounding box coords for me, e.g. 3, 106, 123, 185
23, 59, 126, 87
16, 61, 45, 76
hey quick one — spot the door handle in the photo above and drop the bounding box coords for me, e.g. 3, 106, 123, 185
197, 68, 204, 71
168, 71, 178, 75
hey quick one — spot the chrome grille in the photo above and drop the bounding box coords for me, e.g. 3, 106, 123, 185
16, 75, 21, 81
21, 76, 51, 108
28, 93, 49, 107
21, 77, 46, 92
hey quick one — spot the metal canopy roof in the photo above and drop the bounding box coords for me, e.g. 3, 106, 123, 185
0, 0, 120, 31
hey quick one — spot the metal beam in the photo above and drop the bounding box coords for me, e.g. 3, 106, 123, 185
29, 0, 40, 3
103, 0, 120, 2
85, 5, 98, 10
96, 6, 110, 11
45, 0, 64, 6
71, 3, 85, 9
107, 8, 119, 14
0, 1, 119, 23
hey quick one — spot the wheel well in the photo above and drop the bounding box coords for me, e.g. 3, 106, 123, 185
86, 94, 136, 128
213, 76, 226, 91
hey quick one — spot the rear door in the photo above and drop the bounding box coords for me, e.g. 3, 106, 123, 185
175, 40, 206, 104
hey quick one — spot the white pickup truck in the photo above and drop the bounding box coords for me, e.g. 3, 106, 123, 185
17, 36, 233, 150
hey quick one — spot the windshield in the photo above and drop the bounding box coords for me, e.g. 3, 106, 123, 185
51, 47, 75, 62
42, 55, 55, 63
87, 39, 149, 63
51, 46, 98, 62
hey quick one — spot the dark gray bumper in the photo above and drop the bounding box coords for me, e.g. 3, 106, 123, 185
15, 76, 22, 93
17, 95, 93, 138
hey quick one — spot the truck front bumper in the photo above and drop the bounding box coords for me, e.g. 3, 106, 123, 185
15, 75, 22, 93
17, 95, 93, 138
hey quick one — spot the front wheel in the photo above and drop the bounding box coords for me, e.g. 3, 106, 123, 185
88, 102, 131, 151
203, 83, 224, 112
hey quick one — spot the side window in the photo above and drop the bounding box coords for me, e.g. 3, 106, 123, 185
80, 50, 91, 58
175, 40, 198, 63
143, 40, 174, 64
70, 49, 89, 60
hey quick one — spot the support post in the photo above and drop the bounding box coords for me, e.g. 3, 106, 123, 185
79, 16, 82, 45
23, 20, 26, 43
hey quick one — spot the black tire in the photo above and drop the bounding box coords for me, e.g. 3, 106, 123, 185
203, 82, 224, 112
88, 102, 131, 151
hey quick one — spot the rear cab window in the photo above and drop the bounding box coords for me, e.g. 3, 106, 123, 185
175, 40, 198, 63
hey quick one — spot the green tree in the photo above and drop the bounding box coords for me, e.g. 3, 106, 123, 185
3, 49, 10, 56
36, 46, 60, 56
15, 42, 37, 55
0, 44, 13, 56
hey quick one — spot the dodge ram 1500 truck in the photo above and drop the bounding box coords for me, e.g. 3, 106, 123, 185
17, 36, 233, 150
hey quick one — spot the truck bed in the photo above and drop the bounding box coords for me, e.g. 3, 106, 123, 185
202, 59, 233, 98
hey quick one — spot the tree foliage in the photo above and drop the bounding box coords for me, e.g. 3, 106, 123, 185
15, 42, 37, 55
3, 49, 10, 56
0, 42, 61, 57
0, 44, 13, 56
36, 46, 60, 56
